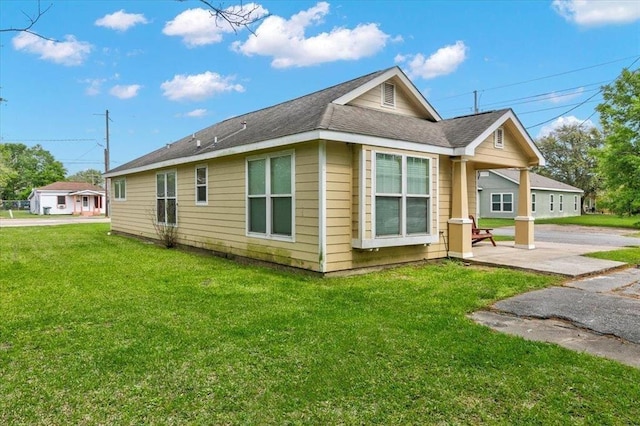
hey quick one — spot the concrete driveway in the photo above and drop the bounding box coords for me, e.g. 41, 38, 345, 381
471, 224, 640, 368
492, 224, 640, 247
472, 267, 640, 368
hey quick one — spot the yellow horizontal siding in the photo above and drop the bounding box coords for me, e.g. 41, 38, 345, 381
111, 143, 321, 271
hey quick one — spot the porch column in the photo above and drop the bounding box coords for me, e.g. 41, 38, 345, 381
448, 157, 473, 258
514, 167, 535, 249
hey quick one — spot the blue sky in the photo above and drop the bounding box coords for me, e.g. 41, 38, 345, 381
1, 0, 638, 175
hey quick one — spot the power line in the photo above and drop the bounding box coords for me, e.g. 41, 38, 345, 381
525, 59, 640, 129
2, 138, 95, 142
432, 54, 639, 102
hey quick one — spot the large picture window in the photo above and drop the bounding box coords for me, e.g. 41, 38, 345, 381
491, 193, 513, 212
374, 153, 430, 237
157, 171, 177, 225
247, 153, 293, 238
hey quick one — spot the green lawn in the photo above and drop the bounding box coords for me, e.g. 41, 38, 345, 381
536, 214, 640, 229
1, 225, 639, 424
586, 246, 640, 265
0, 210, 38, 219
479, 214, 640, 231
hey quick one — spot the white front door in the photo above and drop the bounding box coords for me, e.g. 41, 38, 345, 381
82, 196, 90, 212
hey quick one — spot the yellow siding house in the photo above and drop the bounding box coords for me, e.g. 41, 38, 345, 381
104, 67, 544, 274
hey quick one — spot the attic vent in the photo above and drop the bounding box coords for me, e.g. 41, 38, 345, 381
494, 127, 504, 149
382, 82, 395, 107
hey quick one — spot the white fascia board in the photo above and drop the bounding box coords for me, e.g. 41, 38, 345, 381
104, 130, 454, 178
332, 67, 442, 121
531, 186, 584, 193
456, 110, 546, 166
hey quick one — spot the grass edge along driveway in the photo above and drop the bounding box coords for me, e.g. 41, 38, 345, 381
1, 224, 638, 424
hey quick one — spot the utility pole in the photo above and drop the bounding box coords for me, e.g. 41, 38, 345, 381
95, 109, 112, 217
473, 90, 479, 114
104, 109, 111, 217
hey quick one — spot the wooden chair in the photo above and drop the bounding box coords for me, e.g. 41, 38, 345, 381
469, 215, 496, 246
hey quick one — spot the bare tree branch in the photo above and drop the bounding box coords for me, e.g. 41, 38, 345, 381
182, 0, 267, 35
0, 0, 57, 41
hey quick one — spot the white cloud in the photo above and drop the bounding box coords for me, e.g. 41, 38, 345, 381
163, 4, 269, 47
395, 41, 468, 80
110, 84, 142, 99
537, 115, 595, 138
161, 72, 245, 101
178, 109, 209, 118
12, 33, 92, 66
232, 2, 389, 68
552, 0, 640, 26
82, 78, 107, 96
95, 9, 149, 31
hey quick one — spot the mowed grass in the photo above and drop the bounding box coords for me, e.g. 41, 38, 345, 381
479, 214, 640, 230
1, 225, 639, 424
586, 246, 640, 265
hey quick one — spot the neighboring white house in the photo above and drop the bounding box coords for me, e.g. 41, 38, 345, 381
28, 182, 105, 216
477, 169, 583, 219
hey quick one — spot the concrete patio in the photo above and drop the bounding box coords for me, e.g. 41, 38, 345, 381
470, 240, 627, 277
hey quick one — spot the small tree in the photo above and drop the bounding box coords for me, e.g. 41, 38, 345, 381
535, 123, 602, 212
67, 168, 104, 186
596, 68, 640, 216
0, 143, 66, 199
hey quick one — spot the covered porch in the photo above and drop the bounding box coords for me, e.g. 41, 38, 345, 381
69, 190, 105, 216
445, 113, 544, 259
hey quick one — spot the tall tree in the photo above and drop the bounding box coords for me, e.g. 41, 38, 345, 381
67, 168, 104, 186
596, 68, 640, 215
535, 123, 602, 211
0, 143, 66, 200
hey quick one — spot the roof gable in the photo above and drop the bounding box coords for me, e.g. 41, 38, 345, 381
332, 66, 441, 121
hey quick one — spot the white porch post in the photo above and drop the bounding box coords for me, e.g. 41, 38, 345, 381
448, 157, 473, 258
514, 167, 535, 249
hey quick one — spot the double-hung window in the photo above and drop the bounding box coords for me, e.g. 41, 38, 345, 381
113, 178, 126, 200
247, 152, 293, 239
559, 195, 564, 212
157, 171, 177, 225
374, 153, 430, 237
574, 195, 578, 212
195, 166, 207, 205
531, 193, 536, 213
550, 194, 555, 212
491, 193, 513, 212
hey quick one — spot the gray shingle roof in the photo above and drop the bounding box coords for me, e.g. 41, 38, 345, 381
493, 169, 583, 192
107, 67, 516, 175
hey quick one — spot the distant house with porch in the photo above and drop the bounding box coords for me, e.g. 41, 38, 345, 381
28, 182, 105, 216
477, 169, 583, 219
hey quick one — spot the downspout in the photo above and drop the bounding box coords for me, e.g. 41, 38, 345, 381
318, 141, 327, 273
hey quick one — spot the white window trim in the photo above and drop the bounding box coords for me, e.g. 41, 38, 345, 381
490, 192, 513, 213
245, 150, 295, 242
531, 192, 536, 213
574, 195, 578, 212
195, 165, 208, 205
559, 194, 564, 212
156, 170, 178, 226
381, 82, 396, 108
550, 194, 555, 212
353, 150, 437, 249
494, 127, 504, 149
113, 178, 126, 201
